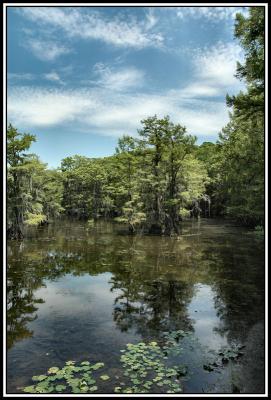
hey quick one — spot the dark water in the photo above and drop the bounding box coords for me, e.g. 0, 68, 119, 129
6, 219, 265, 394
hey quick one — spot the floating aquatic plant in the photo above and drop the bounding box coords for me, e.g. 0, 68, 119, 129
22, 333, 194, 394
203, 344, 245, 372
218, 344, 245, 362
115, 341, 184, 393
23, 360, 105, 394
162, 330, 193, 356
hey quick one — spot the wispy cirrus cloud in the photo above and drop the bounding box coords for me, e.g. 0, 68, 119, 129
8, 72, 35, 81
44, 71, 65, 85
175, 6, 248, 21
8, 86, 96, 127
19, 7, 164, 49
24, 38, 72, 61
7, 83, 231, 139
8, 71, 66, 85
8, 38, 243, 138
144, 8, 158, 30
176, 42, 244, 99
193, 42, 243, 86
177, 83, 220, 98
91, 63, 145, 91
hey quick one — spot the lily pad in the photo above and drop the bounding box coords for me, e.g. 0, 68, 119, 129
55, 385, 66, 392
89, 385, 98, 391
32, 375, 47, 382
48, 367, 59, 374
100, 375, 110, 381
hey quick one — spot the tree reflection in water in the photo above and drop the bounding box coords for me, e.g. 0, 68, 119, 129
6, 219, 265, 393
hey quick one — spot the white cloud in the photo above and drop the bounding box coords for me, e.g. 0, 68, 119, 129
8, 72, 35, 81
19, 7, 164, 49
8, 40, 242, 138
87, 94, 168, 133
175, 6, 248, 21
8, 87, 96, 126
8, 84, 230, 138
173, 42, 244, 99
145, 8, 158, 30
90, 94, 228, 138
193, 42, 243, 87
91, 64, 145, 91
177, 83, 220, 98
44, 71, 65, 85
24, 38, 71, 61
8, 71, 66, 85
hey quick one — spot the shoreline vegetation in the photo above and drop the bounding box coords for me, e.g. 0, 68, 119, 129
7, 8, 264, 240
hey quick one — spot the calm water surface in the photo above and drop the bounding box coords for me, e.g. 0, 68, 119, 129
7, 219, 265, 394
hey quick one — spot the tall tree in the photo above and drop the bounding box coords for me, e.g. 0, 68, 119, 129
7, 124, 36, 239
138, 116, 167, 233
138, 115, 206, 234
218, 6, 265, 226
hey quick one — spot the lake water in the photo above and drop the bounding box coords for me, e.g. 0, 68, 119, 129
6, 219, 265, 394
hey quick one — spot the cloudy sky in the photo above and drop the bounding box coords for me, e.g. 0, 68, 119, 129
7, 5, 247, 167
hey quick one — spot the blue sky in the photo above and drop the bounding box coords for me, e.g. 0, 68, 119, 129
7, 5, 248, 168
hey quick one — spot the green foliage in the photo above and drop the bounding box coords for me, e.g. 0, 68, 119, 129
203, 344, 246, 372
100, 374, 110, 381
7, 124, 36, 238
182, 156, 210, 204
179, 207, 190, 218
22, 360, 105, 394
137, 115, 199, 234
162, 330, 191, 357
7, 125, 64, 238
223, 7, 264, 226
7, 123, 36, 166
115, 195, 146, 233
117, 341, 183, 393
56, 116, 208, 235
24, 213, 47, 226
194, 7, 265, 226
22, 337, 187, 394
218, 344, 245, 362
234, 7, 264, 85
254, 225, 264, 236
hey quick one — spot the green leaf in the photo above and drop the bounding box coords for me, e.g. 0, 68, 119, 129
71, 387, 81, 393
91, 362, 104, 370
81, 365, 91, 371
89, 385, 98, 391
48, 367, 60, 374
100, 375, 110, 381
23, 386, 36, 393
55, 385, 66, 392
80, 361, 90, 365
66, 360, 75, 366
32, 375, 47, 382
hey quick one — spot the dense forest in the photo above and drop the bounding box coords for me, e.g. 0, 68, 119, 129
7, 7, 265, 240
